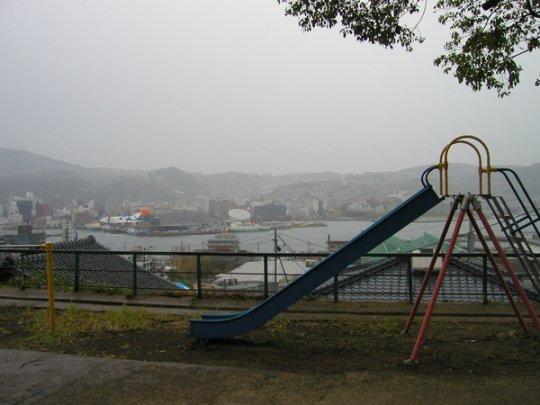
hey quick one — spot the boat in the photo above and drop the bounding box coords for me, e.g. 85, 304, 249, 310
206, 232, 241, 252
228, 222, 271, 233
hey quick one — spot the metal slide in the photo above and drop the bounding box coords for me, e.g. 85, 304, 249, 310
190, 186, 443, 339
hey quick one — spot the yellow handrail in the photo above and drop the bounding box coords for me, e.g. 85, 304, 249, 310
439, 140, 483, 195
438, 135, 494, 196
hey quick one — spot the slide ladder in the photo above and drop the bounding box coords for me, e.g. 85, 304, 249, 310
485, 168, 540, 293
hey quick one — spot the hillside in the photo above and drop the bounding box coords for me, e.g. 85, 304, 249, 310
192, 172, 342, 198
150, 167, 206, 195
0, 147, 538, 203
0, 148, 203, 202
0, 148, 81, 177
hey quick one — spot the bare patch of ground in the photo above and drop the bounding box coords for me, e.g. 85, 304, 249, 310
1, 305, 539, 403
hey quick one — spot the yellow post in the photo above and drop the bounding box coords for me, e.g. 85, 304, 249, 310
43, 242, 56, 329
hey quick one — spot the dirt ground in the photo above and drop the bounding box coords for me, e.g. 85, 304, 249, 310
1, 305, 539, 403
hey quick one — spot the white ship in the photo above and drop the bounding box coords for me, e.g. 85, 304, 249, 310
228, 222, 271, 233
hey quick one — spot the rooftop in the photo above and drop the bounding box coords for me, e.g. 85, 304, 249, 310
315, 257, 539, 303
17, 236, 175, 290
214, 259, 308, 290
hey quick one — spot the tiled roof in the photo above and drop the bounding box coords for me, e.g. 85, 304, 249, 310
314, 257, 539, 303
18, 236, 175, 290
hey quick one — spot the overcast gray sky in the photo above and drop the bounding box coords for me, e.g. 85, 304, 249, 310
1, 0, 538, 174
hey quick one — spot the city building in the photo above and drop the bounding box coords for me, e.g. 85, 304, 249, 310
253, 203, 287, 221
0, 225, 45, 245
209, 199, 235, 220
16, 200, 33, 224
35, 203, 50, 218
7, 212, 23, 226
154, 209, 208, 226
54, 207, 72, 218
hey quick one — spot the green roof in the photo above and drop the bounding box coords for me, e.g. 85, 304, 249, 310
368, 233, 437, 255
365, 232, 464, 262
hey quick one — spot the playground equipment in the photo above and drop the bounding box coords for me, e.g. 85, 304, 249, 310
403, 135, 540, 362
190, 135, 540, 361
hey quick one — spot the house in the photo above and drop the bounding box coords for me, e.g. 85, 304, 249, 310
214, 259, 308, 291
314, 257, 539, 303
16, 236, 175, 290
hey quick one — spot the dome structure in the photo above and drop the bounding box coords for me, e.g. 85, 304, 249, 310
228, 208, 251, 221
139, 207, 152, 217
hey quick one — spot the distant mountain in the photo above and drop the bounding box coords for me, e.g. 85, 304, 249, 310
0, 147, 538, 204
0, 147, 81, 178
384, 163, 540, 198
192, 171, 342, 198
92, 176, 180, 202
0, 172, 91, 202
0, 148, 204, 202
270, 172, 341, 186
342, 163, 540, 203
149, 167, 205, 195
193, 172, 271, 198
0, 147, 130, 180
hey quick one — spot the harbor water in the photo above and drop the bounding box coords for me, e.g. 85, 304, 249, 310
48, 220, 474, 253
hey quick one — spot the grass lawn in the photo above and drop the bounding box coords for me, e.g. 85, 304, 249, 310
1, 305, 539, 403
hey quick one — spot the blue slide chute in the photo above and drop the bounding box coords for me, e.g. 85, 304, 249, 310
190, 186, 443, 339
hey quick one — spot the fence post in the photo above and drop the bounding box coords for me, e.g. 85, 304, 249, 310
407, 255, 413, 304
482, 255, 488, 304
263, 255, 268, 299
19, 253, 26, 289
43, 242, 55, 329
333, 274, 339, 303
196, 254, 202, 299
74, 252, 80, 292
132, 253, 137, 296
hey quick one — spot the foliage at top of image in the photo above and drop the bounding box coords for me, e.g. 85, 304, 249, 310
278, 0, 540, 96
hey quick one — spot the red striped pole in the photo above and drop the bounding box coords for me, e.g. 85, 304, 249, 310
475, 204, 540, 330
466, 209, 528, 332
403, 198, 459, 333
408, 202, 468, 362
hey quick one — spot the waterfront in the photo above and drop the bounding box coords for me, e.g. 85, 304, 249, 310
48, 220, 474, 253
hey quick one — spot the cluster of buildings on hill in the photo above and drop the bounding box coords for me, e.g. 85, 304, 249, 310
0, 185, 415, 235
0, 191, 327, 239
0, 191, 108, 230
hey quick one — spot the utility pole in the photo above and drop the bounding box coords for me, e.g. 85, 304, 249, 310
327, 234, 331, 252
